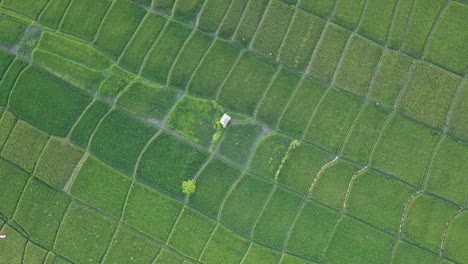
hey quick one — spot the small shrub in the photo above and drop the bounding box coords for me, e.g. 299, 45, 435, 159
182, 180, 196, 194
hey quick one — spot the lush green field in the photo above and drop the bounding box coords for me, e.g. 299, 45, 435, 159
0, 0, 467, 263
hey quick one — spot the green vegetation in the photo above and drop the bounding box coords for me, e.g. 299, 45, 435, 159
234, 0, 269, 46
0, 59, 28, 105
312, 160, 360, 209
169, 30, 213, 89
1, 120, 49, 172
188, 39, 241, 98
2, 0, 48, 19
253, 187, 303, 249
347, 170, 415, 233
243, 243, 281, 264
308, 23, 350, 82
341, 103, 389, 164
221, 173, 273, 236
200, 225, 249, 264
299, 0, 334, 18
34, 137, 84, 189
279, 10, 325, 70
403, 194, 458, 251
198, 0, 232, 33
324, 216, 395, 263
392, 241, 439, 264
252, 0, 294, 59
173, 0, 204, 23
218, 52, 277, 115
153, 248, 184, 263
0, 50, 15, 78
60, 0, 112, 41
277, 143, 330, 194
94, 0, 146, 59
168, 207, 216, 258
0, 159, 29, 217
142, 20, 192, 84
14, 177, 70, 248
69, 100, 110, 148
37, 0, 70, 28
256, 67, 301, 128
97, 66, 133, 97
287, 201, 339, 260
123, 182, 183, 241
426, 136, 468, 205
425, 2, 468, 74
247, 132, 292, 180
137, 132, 208, 197
182, 180, 196, 194
189, 158, 241, 217
357, 0, 397, 44
0, 109, 17, 149
371, 114, 440, 186
116, 81, 178, 120
54, 202, 117, 263
444, 212, 468, 263
398, 61, 461, 129
217, 0, 249, 38
167, 95, 224, 147
334, 34, 383, 97
118, 12, 167, 72
387, 0, 413, 49
90, 109, 157, 175
70, 156, 132, 218
368, 49, 413, 107
0, 19, 26, 48
304, 88, 363, 153
448, 80, 468, 140
219, 122, 262, 164
102, 225, 160, 264
0, 225, 27, 263
331, 0, 366, 29
400, 0, 445, 57
23, 242, 48, 264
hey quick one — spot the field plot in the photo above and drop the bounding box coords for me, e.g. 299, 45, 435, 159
188, 39, 240, 98
0, 1, 467, 263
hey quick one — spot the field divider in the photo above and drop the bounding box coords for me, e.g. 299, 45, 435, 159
443, 78, 466, 133
137, 18, 171, 75
387, 190, 423, 262
421, 0, 451, 59
253, 65, 282, 118
420, 133, 444, 190
392, 60, 416, 109
35, 0, 53, 22
166, 28, 198, 86
56, 0, 74, 31
214, 49, 245, 100
66, 98, 97, 140
330, 0, 370, 86
336, 101, 367, 155
248, 184, 277, 239
304, 0, 340, 75
149, 247, 163, 264
214, 0, 238, 37
397, 0, 417, 51
280, 196, 307, 256
439, 208, 464, 261
194, 0, 210, 29
86, 105, 115, 151
342, 166, 368, 211
49, 201, 73, 258
5, 63, 30, 109
275, 75, 305, 131
248, 0, 273, 50
183, 36, 217, 92
238, 242, 253, 264
276, 1, 299, 62
63, 152, 89, 193
300, 86, 331, 140
216, 171, 247, 222
198, 224, 219, 261
308, 156, 340, 195
116, 11, 152, 64
91, 0, 115, 44
231, 0, 253, 41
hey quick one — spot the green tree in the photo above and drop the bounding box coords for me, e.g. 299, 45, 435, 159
182, 180, 196, 194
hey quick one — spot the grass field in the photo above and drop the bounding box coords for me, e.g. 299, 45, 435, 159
0, 0, 467, 263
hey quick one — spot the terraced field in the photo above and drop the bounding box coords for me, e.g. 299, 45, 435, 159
0, 0, 467, 263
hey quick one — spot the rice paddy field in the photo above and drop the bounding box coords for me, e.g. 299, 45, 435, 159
0, 0, 467, 263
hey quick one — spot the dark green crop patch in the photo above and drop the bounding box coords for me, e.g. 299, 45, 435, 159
200, 225, 249, 264
137, 132, 208, 197
0, 159, 29, 217
90, 109, 157, 175
219, 122, 263, 165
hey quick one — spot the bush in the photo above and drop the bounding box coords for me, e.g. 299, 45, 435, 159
182, 180, 196, 194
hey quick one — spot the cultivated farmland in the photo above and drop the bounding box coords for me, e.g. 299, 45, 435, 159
0, 0, 467, 263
